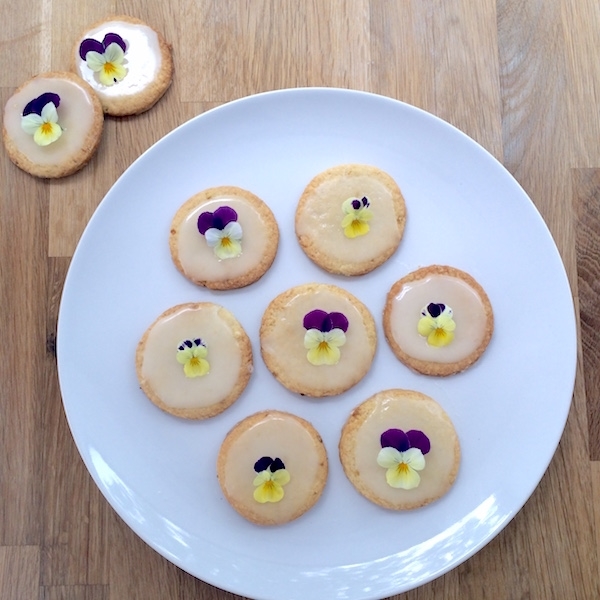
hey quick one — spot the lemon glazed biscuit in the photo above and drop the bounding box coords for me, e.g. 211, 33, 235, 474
295, 164, 407, 276
383, 265, 494, 376
339, 389, 460, 510
170, 186, 279, 290
72, 15, 173, 116
260, 283, 377, 397
135, 302, 253, 419
2, 71, 103, 178
217, 410, 328, 525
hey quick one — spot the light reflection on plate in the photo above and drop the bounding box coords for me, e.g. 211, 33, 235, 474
57, 88, 576, 600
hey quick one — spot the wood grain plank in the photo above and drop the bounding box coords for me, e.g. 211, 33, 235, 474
0, 546, 40, 600
573, 168, 600, 460
39, 585, 108, 600
0, 119, 48, 545
40, 258, 110, 586
179, 0, 370, 103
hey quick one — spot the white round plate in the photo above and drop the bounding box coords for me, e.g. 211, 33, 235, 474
57, 88, 577, 600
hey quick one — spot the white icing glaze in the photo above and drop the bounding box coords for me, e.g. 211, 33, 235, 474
261, 287, 375, 394
388, 274, 488, 363
176, 197, 272, 283
140, 304, 245, 409
219, 412, 326, 523
74, 21, 163, 99
295, 174, 402, 264
346, 392, 459, 507
3, 76, 97, 165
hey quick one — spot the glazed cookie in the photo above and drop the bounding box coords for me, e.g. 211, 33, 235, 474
383, 265, 494, 376
217, 410, 328, 525
72, 16, 173, 116
135, 302, 252, 419
2, 72, 103, 178
295, 164, 406, 275
169, 186, 279, 290
260, 283, 377, 397
339, 389, 460, 510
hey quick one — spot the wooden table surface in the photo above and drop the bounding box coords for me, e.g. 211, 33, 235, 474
2, 1, 600, 599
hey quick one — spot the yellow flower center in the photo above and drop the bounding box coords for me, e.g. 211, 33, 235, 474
40, 122, 54, 136
103, 62, 118, 76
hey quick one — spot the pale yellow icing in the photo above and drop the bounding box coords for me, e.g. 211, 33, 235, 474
140, 305, 246, 409
295, 174, 402, 266
261, 287, 375, 394
348, 393, 459, 506
3, 77, 97, 165
220, 412, 326, 522
388, 274, 488, 363
74, 21, 163, 99
177, 197, 272, 284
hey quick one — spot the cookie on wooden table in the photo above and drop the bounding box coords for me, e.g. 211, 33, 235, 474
295, 164, 407, 275
339, 389, 460, 510
72, 15, 173, 116
260, 283, 377, 397
217, 410, 328, 525
135, 302, 252, 419
383, 265, 494, 376
2, 72, 103, 178
170, 186, 279, 290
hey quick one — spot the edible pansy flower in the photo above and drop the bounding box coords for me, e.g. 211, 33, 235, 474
341, 196, 373, 238
197, 206, 243, 259
417, 302, 456, 347
21, 93, 62, 146
303, 309, 349, 366
79, 33, 128, 86
176, 338, 209, 378
253, 456, 290, 503
377, 428, 431, 489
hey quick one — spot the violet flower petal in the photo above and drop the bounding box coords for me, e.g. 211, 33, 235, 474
270, 458, 285, 472
254, 456, 273, 472
197, 211, 215, 235
102, 32, 127, 53
23, 92, 61, 116
79, 38, 105, 60
407, 430, 431, 455
303, 309, 329, 331
329, 312, 349, 333
213, 206, 238, 230
380, 428, 409, 452
427, 303, 445, 318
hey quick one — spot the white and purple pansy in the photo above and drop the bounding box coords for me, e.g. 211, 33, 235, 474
303, 309, 349, 366
376, 428, 431, 489
417, 302, 456, 347
21, 92, 62, 146
176, 338, 209, 378
253, 456, 290, 503
79, 33, 128, 86
197, 206, 243, 259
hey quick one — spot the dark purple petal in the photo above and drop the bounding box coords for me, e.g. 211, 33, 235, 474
79, 38, 105, 60
329, 312, 349, 333
380, 428, 409, 452
183, 340, 193, 348
193, 338, 202, 346
102, 32, 127, 53
303, 309, 328, 331
361, 196, 370, 207
270, 457, 285, 472
254, 456, 273, 472
212, 206, 238, 230
197, 211, 215, 235
22, 92, 61, 116
427, 302, 445, 318
351, 199, 361, 210
407, 430, 431, 455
